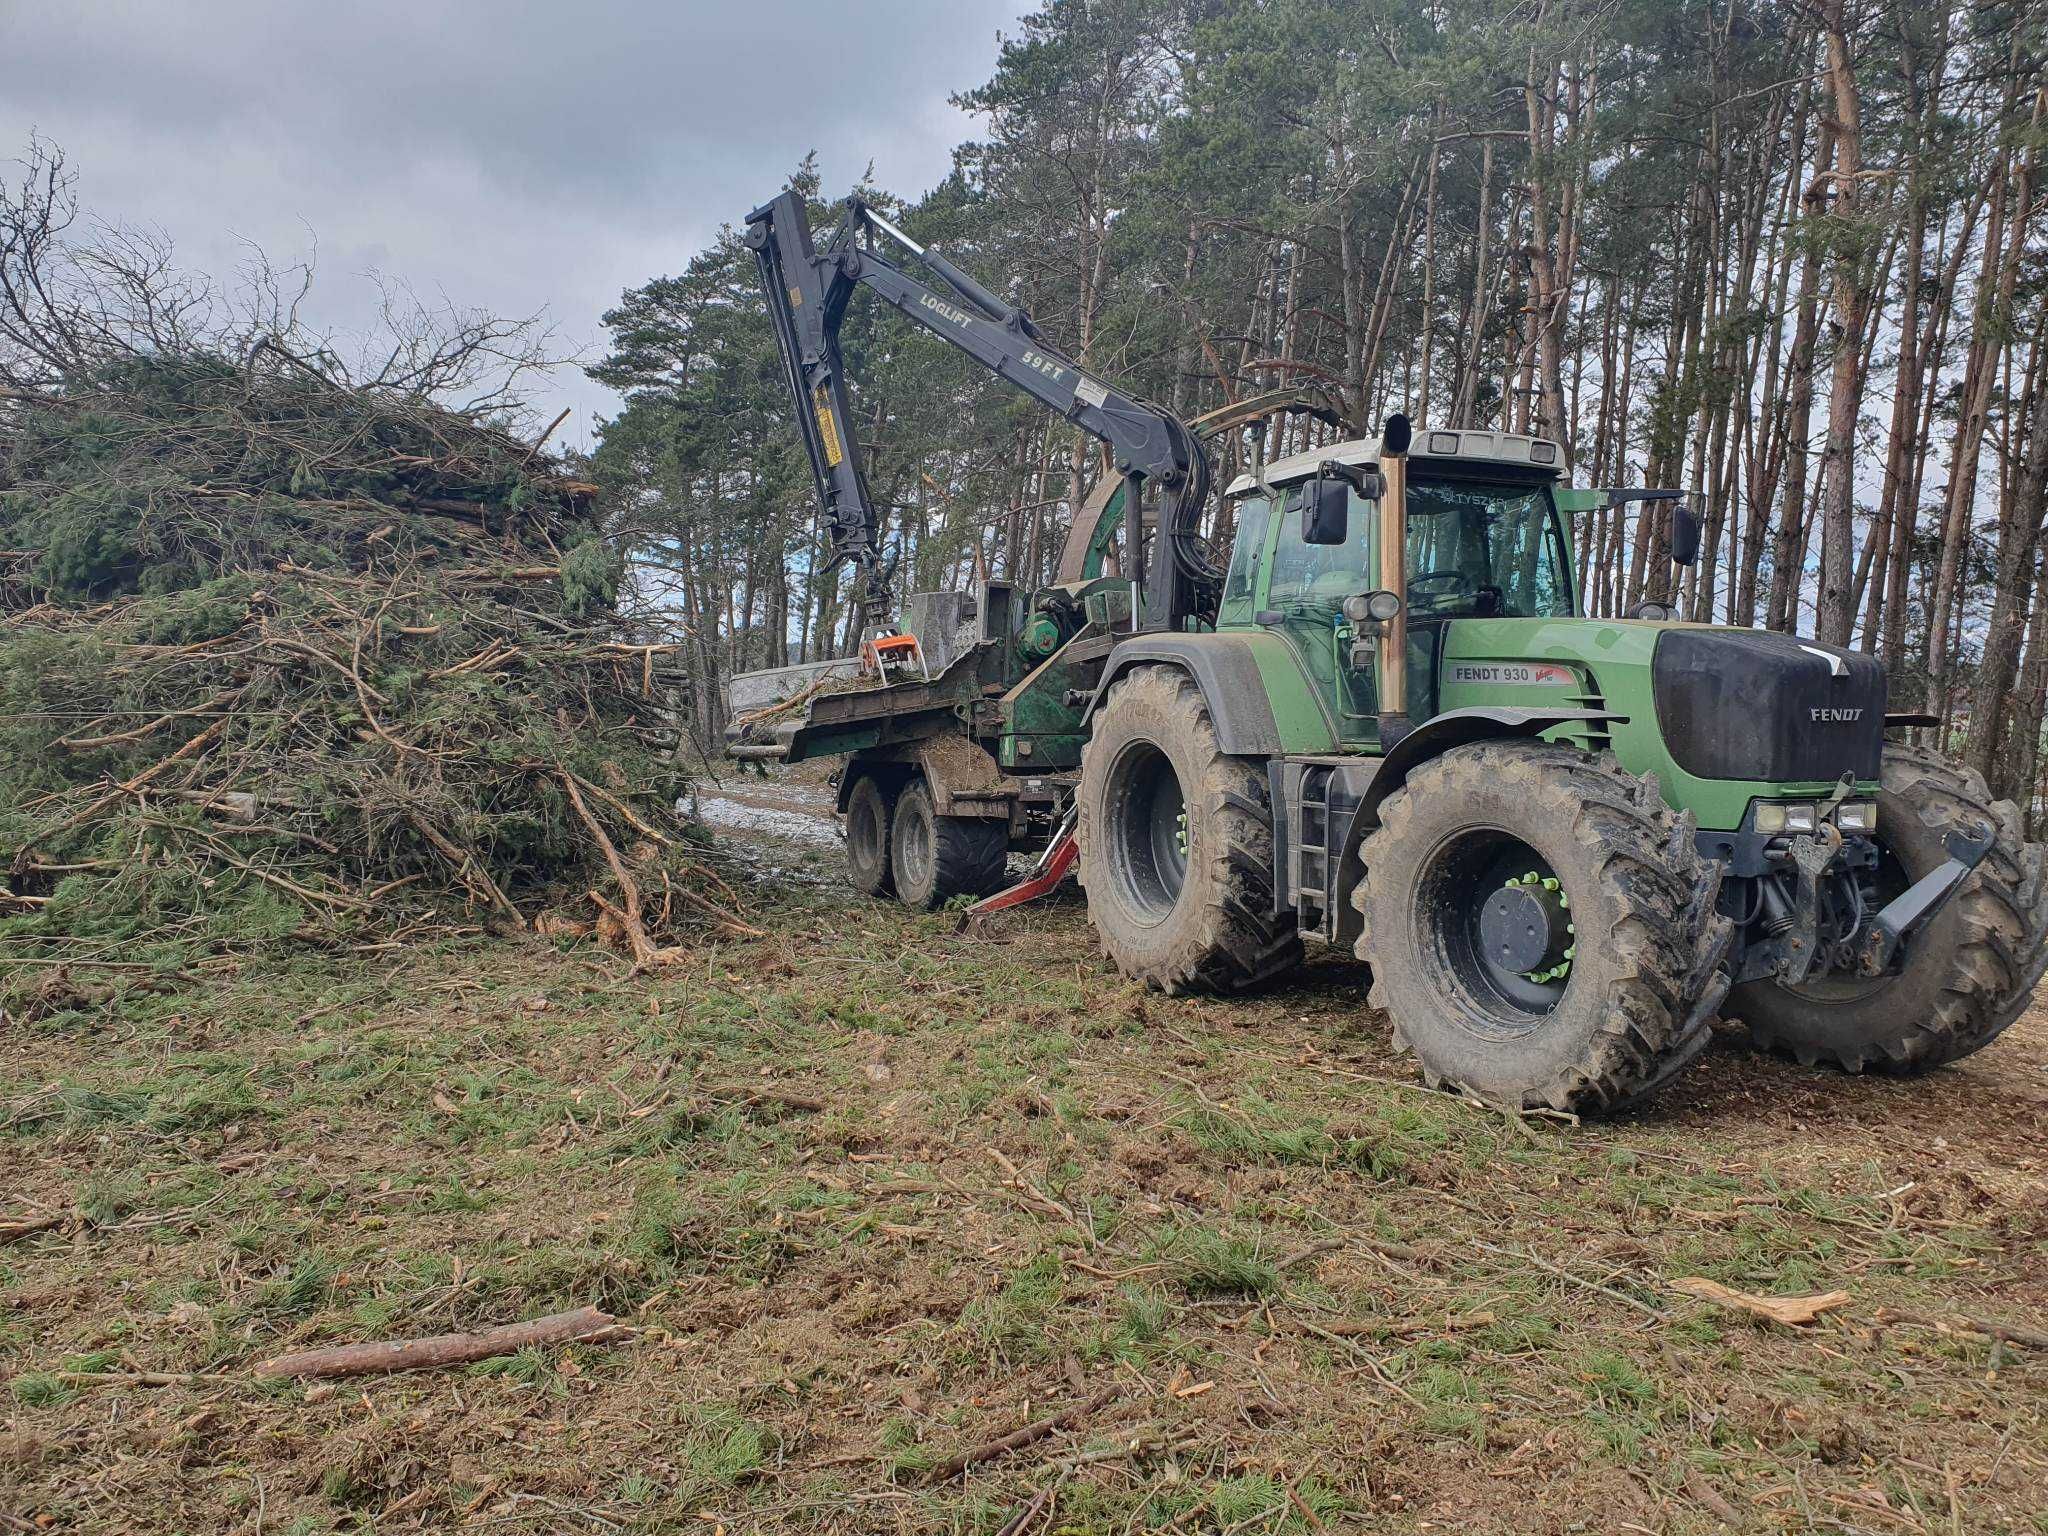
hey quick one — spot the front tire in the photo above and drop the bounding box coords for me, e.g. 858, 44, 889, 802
1728, 745, 2048, 1072
1077, 665, 1300, 994
1353, 741, 1731, 1115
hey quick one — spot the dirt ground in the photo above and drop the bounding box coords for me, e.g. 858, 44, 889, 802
4, 770, 2045, 1535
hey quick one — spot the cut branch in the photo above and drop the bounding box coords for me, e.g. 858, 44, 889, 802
924, 1386, 1119, 1482
253, 1305, 623, 1379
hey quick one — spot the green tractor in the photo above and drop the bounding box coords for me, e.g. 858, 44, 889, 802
1073, 422, 2046, 1112
733, 189, 2048, 1115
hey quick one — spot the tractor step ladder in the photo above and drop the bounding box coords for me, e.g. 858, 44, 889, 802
1294, 765, 1334, 940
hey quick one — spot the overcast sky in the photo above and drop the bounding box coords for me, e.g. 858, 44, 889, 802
0, 0, 1031, 450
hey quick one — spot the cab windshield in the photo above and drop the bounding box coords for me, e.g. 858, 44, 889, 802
1404, 480, 1572, 618
1223, 476, 1573, 620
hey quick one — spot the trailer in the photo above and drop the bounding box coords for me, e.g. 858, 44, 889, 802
723, 504, 1136, 905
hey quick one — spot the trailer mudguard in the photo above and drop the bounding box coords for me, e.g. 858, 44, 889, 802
1085, 632, 1339, 756
841, 735, 1011, 818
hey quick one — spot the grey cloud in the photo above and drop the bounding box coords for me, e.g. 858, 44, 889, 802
0, 0, 1028, 447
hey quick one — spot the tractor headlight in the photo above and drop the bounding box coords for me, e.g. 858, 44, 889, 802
1343, 590, 1403, 624
1755, 802, 1817, 835
1836, 801, 1877, 832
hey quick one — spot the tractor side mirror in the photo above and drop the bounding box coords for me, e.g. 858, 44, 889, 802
1670, 501, 1701, 567
1302, 477, 1349, 545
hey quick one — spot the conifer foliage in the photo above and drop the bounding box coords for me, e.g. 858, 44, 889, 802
0, 143, 736, 987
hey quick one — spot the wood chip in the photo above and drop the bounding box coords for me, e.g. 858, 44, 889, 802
1671, 1277, 1851, 1326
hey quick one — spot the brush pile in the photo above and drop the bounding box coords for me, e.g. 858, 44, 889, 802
0, 352, 748, 986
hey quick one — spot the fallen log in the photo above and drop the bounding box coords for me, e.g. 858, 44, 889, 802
1671, 1277, 1851, 1326
1876, 1304, 2048, 1352
0, 1212, 68, 1244
253, 1305, 621, 1379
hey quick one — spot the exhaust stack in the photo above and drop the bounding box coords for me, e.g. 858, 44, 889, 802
1377, 413, 1413, 749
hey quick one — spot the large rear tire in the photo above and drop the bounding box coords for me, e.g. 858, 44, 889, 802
1727, 745, 2048, 1072
844, 774, 894, 897
1352, 741, 1732, 1115
1077, 665, 1301, 994
889, 779, 1009, 910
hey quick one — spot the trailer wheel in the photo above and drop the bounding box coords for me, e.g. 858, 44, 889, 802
1728, 745, 2047, 1073
844, 775, 895, 897
1352, 740, 1731, 1115
890, 779, 1009, 910
1078, 665, 1301, 994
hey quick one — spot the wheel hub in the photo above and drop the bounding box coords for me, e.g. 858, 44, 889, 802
1107, 741, 1187, 922
900, 812, 930, 889
1479, 873, 1575, 983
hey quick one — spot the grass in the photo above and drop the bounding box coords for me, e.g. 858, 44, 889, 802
2, 835, 2044, 1534
9, 1372, 71, 1409
1155, 1223, 1283, 1299
681, 1405, 774, 1492
1155, 1473, 1348, 1529
960, 1253, 1068, 1366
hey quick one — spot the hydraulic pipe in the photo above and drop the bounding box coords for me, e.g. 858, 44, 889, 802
1377, 414, 1413, 749
859, 202, 1017, 326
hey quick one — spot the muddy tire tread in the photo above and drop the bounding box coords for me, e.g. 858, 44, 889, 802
843, 775, 895, 898
892, 780, 1010, 909
1353, 741, 1731, 1114
930, 812, 1011, 904
1743, 745, 2047, 1072
1079, 666, 1301, 994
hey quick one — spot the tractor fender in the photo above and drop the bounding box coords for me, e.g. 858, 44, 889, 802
1084, 633, 1338, 757
1356, 707, 1626, 829
1335, 704, 1624, 861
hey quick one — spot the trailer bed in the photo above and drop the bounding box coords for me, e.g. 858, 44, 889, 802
724, 647, 992, 764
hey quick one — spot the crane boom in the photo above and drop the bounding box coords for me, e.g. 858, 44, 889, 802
743, 189, 1216, 638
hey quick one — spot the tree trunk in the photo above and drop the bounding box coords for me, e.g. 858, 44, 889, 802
1964, 285, 2048, 789
1924, 51, 2037, 716
1813, 0, 1873, 646
1771, 51, 1835, 634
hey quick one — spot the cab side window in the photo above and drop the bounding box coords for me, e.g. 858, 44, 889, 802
1268, 488, 1374, 603
1218, 497, 1273, 625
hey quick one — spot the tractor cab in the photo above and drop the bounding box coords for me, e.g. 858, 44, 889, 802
1220, 431, 1575, 750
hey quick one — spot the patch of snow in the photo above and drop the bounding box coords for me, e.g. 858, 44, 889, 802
687, 793, 841, 849
721, 776, 837, 813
